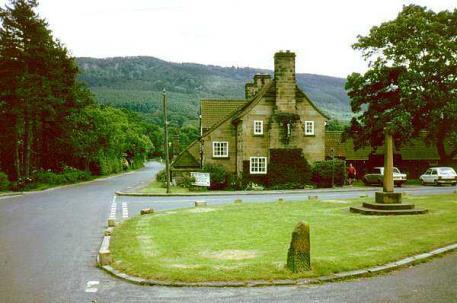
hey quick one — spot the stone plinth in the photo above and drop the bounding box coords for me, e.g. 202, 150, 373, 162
375, 192, 402, 204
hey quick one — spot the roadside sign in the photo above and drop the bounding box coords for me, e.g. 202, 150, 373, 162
190, 172, 210, 187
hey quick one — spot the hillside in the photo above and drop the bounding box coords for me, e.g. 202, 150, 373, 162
76, 56, 351, 127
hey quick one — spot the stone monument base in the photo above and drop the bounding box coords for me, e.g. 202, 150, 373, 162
350, 191, 428, 216
375, 192, 402, 204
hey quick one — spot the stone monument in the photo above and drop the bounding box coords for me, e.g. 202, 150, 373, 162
350, 124, 427, 215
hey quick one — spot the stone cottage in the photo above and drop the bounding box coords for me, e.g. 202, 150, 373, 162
171, 51, 329, 180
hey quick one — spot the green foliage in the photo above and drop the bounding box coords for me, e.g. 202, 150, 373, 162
202, 163, 229, 190
34, 167, 91, 185
0, 171, 9, 190
65, 105, 153, 175
267, 149, 312, 188
311, 160, 346, 188
346, 5, 457, 162
176, 174, 195, 189
325, 119, 347, 132
0, 0, 92, 180
156, 169, 167, 183
273, 113, 301, 144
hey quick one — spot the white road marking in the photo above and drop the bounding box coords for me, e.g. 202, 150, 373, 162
122, 202, 128, 219
109, 196, 117, 219
85, 280, 99, 293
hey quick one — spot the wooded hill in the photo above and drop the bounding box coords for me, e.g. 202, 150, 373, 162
76, 56, 351, 127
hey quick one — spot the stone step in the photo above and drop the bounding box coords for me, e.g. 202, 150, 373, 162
362, 202, 416, 210
350, 206, 428, 216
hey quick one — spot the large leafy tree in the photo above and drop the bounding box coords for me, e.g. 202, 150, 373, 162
345, 5, 457, 162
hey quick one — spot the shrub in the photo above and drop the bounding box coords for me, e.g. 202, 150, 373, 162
35, 167, 92, 186
156, 169, 167, 182
177, 174, 195, 189
267, 149, 312, 188
311, 160, 346, 188
0, 171, 10, 191
202, 163, 229, 190
227, 173, 243, 190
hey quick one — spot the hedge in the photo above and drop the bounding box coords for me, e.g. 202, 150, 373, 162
311, 160, 346, 188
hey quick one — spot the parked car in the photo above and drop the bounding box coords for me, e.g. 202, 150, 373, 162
362, 167, 407, 187
419, 167, 457, 186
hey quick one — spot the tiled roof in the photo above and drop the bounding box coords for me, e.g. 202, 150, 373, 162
200, 99, 247, 130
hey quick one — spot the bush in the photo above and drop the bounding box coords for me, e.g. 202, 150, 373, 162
35, 167, 91, 186
202, 163, 229, 190
227, 173, 243, 190
267, 149, 312, 188
156, 169, 167, 182
0, 171, 10, 190
177, 174, 195, 189
311, 160, 346, 188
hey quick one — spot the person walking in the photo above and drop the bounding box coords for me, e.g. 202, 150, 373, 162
347, 163, 357, 186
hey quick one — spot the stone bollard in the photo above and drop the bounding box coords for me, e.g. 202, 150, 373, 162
359, 194, 368, 198
195, 201, 207, 207
99, 250, 112, 266
140, 208, 154, 215
107, 218, 116, 227
98, 236, 112, 266
104, 227, 114, 236
287, 222, 311, 273
308, 195, 318, 200
278, 198, 284, 203
234, 199, 242, 204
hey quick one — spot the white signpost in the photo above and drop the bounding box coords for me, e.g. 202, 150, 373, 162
190, 172, 210, 187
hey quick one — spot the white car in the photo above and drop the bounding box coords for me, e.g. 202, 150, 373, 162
419, 167, 457, 186
362, 167, 407, 187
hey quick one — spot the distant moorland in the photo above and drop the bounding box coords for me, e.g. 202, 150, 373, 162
76, 56, 351, 127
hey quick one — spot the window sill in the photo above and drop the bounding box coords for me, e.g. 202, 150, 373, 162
212, 156, 230, 160
253, 134, 264, 137
250, 172, 267, 175
304, 134, 316, 137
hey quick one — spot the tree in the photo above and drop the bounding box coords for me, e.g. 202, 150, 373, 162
345, 5, 457, 162
0, 0, 91, 179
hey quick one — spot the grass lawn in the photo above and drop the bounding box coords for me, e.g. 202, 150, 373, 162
141, 180, 191, 194
110, 193, 457, 282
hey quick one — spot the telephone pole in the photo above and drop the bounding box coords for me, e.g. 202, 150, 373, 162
162, 89, 171, 193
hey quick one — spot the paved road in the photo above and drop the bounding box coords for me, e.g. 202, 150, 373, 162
0, 162, 456, 303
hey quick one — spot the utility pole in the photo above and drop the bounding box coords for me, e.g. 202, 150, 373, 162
331, 148, 335, 188
162, 89, 171, 193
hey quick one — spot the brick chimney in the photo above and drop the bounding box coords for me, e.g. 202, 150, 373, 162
274, 51, 296, 112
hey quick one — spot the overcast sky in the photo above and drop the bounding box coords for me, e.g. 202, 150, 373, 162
1, 0, 455, 78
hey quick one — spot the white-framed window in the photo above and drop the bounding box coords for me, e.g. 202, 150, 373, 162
304, 121, 315, 136
250, 157, 267, 174
212, 141, 228, 158
253, 120, 263, 135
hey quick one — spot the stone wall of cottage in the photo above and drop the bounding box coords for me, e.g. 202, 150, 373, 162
202, 119, 237, 173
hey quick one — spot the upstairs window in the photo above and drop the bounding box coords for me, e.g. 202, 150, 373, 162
304, 121, 315, 136
212, 141, 228, 158
253, 120, 263, 135
250, 157, 267, 174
